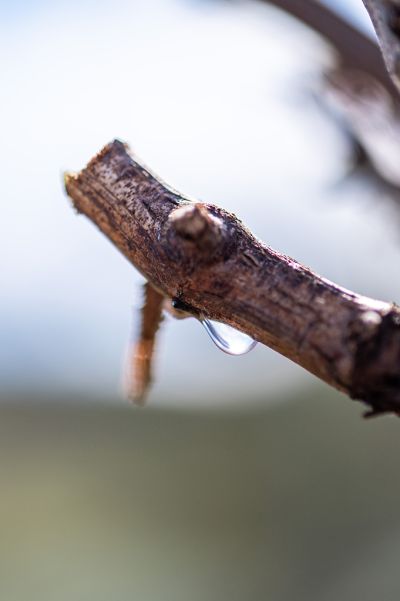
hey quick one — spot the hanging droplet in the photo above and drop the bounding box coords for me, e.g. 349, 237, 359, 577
200, 319, 257, 356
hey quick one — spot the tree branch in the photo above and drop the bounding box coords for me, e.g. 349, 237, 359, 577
362, 0, 400, 94
125, 282, 164, 405
64, 140, 400, 416
266, 0, 398, 96
264, 1, 400, 191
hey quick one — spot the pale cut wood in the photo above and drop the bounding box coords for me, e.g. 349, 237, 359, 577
65, 140, 400, 416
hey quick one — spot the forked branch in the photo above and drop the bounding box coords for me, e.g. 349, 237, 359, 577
64, 140, 400, 416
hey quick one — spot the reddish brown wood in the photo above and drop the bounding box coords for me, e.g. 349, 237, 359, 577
64, 141, 400, 416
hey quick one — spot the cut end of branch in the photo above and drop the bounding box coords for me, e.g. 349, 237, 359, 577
63, 172, 76, 193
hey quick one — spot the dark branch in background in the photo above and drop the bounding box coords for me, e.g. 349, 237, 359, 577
125, 282, 164, 405
320, 68, 400, 187
65, 141, 400, 416
362, 0, 400, 94
266, 0, 396, 95
265, 0, 400, 193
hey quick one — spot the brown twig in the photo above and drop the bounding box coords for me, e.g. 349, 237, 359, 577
125, 282, 164, 405
64, 140, 400, 416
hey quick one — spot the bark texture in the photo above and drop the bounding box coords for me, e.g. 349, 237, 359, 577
64, 140, 400, 416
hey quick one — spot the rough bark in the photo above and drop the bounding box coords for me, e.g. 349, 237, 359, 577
362, 0, 400, 94
64, 140, 400, 416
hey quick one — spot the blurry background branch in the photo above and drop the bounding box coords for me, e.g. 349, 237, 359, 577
362, 0, 400, 94
265, 0, 400, 198
65, 141, 400, 416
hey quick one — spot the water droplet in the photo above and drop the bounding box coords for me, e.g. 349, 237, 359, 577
200, 319, 257, 356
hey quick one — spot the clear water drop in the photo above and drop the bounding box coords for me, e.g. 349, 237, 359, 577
200, 319, 257, 356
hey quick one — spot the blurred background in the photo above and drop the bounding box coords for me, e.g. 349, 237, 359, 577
1, 0, 400, 599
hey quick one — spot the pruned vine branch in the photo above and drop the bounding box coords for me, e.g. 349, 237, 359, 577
64, 140, 400, 416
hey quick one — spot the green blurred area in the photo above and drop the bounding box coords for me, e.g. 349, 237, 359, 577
1, 389, 399, 601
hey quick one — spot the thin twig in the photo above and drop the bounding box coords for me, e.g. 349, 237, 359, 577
125, 282, 164, 404
267, 1, 400, 192
65, 141, 400, 416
